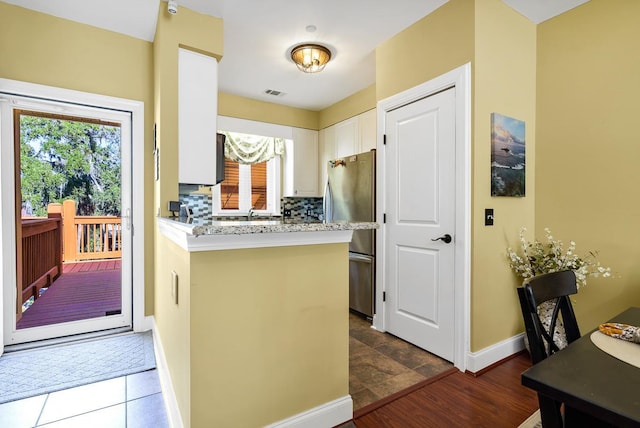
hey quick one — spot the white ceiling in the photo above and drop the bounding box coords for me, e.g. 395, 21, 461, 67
4, 0, 590, 111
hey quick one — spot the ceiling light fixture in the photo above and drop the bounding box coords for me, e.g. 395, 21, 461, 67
290, 44, 331, 73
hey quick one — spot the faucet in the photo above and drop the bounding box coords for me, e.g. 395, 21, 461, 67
180, 203, 192, 219
247, 206, 255, 220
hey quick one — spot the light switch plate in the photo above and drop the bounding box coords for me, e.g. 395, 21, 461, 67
485, 208, 494, 226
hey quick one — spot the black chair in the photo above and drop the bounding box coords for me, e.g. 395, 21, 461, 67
518, 270, 581, 364
517, 270, 581, 428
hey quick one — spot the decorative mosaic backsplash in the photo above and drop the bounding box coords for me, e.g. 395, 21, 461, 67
177, 193, 324, 221
281, 197, 323, 221
178, 193, 212, 218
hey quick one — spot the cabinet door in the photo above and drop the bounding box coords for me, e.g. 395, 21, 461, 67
358, 109, 377, 152
318, 126, 336, 194
335, 117, 359, 158
284, 128, 319, 197
178, 48, 218, 185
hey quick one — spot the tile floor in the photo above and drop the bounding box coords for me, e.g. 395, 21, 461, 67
1, 315, 449, 426
349, 312, 454, 410
0, 369, 168, 428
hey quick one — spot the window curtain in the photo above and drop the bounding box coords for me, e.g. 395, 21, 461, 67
221, 131, 285, 165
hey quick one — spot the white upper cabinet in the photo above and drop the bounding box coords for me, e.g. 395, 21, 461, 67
334, 117, 359, 159
178, 48, 218, 185
318, 109, 377, 194
330, 109, 377, 160
358, 109, 377, 152
318, 125, 336, 194
320, 109, 377, 159
284, 128, 319, 197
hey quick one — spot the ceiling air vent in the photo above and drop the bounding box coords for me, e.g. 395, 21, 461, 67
264, 89, 286, 97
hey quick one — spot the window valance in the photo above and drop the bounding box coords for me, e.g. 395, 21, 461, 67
221, 131, 285, 165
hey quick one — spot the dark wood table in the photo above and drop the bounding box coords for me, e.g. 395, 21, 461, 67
522, 307, 640, 427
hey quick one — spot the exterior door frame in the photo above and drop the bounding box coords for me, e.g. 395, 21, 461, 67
0, 78, 146, 354
375, 63, 471, 371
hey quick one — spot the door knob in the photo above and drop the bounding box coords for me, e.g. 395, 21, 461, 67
431, 234, 452, 244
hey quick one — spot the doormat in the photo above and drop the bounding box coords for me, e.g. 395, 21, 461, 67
0, 331, 155, 404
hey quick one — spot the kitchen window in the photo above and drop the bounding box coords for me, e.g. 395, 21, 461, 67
212, 132, 283, 216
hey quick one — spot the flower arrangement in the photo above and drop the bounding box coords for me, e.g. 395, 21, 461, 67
507, 227, 611, 288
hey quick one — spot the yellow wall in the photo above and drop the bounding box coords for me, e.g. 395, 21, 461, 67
219, 92, 319, 130
189, 243, 349, 427
318, 84, 376, 129
536, 0, 640, 329
0, 2, 157, 314
152, 5, 222, 426
375, 0, 475, 102
218, 82, 376, 132
155, 234, 192, 426
471, 0, 537, 351
375, 0, 537, 351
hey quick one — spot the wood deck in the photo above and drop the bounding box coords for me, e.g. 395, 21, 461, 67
17, 260, 122, 329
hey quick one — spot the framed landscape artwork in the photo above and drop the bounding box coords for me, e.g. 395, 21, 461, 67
491, 113, 525, 197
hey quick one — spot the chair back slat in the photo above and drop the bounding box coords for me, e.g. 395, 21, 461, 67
517, 270, 581, 365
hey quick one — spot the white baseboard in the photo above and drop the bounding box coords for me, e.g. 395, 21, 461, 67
149, 316, 184, 428
264, 395, 353, 428
138, 315, 155, 332
465, 333, 525, 373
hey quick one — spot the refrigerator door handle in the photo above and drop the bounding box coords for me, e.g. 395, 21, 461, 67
349, 253, 373, 263
323, 179, 332, 222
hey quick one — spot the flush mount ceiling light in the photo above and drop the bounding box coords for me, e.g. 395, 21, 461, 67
290, 44, 332, 73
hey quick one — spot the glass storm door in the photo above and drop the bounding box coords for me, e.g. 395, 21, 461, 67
1, 95, 133, 345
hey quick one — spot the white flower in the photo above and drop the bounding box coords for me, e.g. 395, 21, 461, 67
506, 227, 612, 289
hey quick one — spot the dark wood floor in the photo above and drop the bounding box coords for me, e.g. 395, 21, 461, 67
353, 352, 539, 427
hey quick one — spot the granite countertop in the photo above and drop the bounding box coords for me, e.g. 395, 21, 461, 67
158, 216, 379, 237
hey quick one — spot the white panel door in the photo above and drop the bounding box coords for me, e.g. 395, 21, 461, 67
385, 87, 456, 361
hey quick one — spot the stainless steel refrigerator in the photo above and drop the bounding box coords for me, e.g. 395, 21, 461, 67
324, 150, 376, 317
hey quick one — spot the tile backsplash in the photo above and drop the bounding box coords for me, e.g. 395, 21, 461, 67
178, 193, 212, 218
282, 197, 323, 221
178, 191, 324, 221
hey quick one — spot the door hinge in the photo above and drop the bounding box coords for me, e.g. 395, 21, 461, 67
383, 291, 386, 302
383, 213, 386, 223
383, 134, 387, 145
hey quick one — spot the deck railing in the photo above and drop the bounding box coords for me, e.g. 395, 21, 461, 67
56, 200, 122, 262
18, 200, 121, 317
19, 216, 63, 313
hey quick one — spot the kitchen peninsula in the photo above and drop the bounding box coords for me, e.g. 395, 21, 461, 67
155, 216, 378, 427
158, 216, 377, 250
